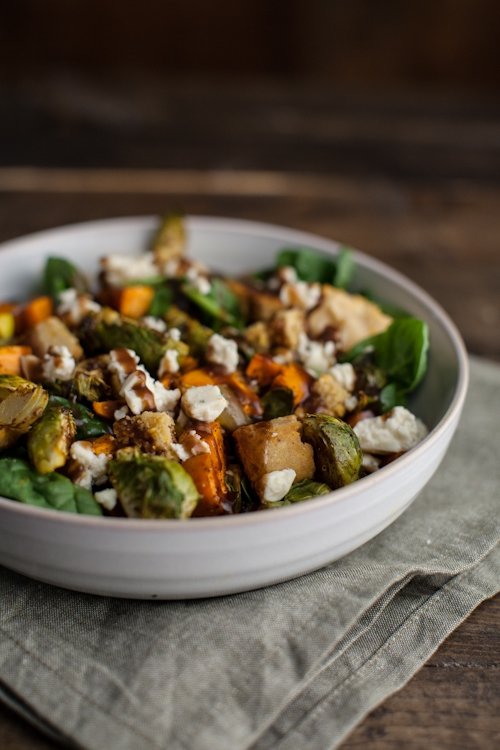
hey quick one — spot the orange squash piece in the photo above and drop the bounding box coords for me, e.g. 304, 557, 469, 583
0, 345, 33, 375
182, 422, 228, 515
22, 296, 54, 328
272, 363, 312, 406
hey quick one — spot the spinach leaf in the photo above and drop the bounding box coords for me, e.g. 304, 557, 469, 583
43, 257, 87, 302
379, 383, 407, 412
343, 318, 429, 405
276, 246, 354, 289
48, 395, 111, 439
182, 278, 245, 329
121, 276, 165, 287
262, 387, 294, 420
148, 285, 173, 318
333, 248, 355, 289
0, 458, 102, 515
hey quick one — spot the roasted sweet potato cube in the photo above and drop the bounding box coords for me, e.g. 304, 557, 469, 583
234, 415, 315, 486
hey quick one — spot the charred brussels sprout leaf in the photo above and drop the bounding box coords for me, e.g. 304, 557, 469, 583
262, 387, 294, 420
276, 247, 354, 289
0, 458, 102, 515
303, 414, 362, 488
27, 406, 76, 474
48, 395, 110, 439
73, 357, 111, 403
0, 375, 48, 448
81, 309, 188, 373
43, 256, 87, 303
262, 478, 331, 508
284, 479, 331, 503
109, 449, 199, 519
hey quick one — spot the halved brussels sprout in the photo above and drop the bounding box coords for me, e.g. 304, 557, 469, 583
262, 478, 331, 508
108, 448, 199, 519
27, 406, 76, 474
80, 308, 188, 374
302, 414, 362, 488
0, 375, 48, 441
152, 213, 186, 266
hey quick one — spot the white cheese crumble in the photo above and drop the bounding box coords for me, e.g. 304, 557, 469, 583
101, 252, 159, 287
108, 348, 140, 384
172, 431, 210, 462
113, 405, 129, 421
93, 488, 118, 511
42, 346, 76, 382
297, 333, 336, 375
186, 266, 211, 294
152, 382, 181, 413
70, 442, 110, 489
158, 349, 180, 377
260, 469, 296, 503
354, 406, 428, 455
141, 316, 167, 333
280, 281, 321, 311
121, 372, 152, 415
163, 258, 181, 278
279, 266, 298, 284
168, 327, 181, 341
330, 362, 356, 392
57, 288, 101, 325
206, 333, 239, 374
181, 385, 228, 422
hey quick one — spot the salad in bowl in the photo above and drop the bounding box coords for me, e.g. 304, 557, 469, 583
0, 215, 429, 521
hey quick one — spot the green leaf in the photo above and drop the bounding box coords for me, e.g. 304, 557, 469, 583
0, 458, 102, 515
276, 246, 354, 288
148, 285, 174, 318
43, 257, 87, 303
332, 248, 355, 289
343, 318, 429, 412
379, 383, 407, 412
344, 318, 429, 395
48, 395, 111, 440
182, 278, 244, 329
262, 387, 294, 420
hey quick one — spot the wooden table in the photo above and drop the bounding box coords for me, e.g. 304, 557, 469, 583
0, 75, 499, 749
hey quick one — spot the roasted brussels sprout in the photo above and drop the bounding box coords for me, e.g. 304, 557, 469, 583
302, 414, 362, 488
48, 395, 111, 440
261, 387, 294, 420
0, 375, 48, 448
165, 306, 213, 356
27, 405, 76, 474
108, 448, 199, 519
73, 356, 111, 402
152, 213, 186, 266
80, 308, 188, 374
262, 478, 331, 508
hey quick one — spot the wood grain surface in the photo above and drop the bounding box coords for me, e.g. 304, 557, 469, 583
0, 76, 498, 748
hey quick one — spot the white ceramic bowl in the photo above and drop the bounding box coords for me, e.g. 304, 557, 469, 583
0, 217, 468, 598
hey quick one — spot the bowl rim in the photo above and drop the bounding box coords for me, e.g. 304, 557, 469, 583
0, 215, 469, 531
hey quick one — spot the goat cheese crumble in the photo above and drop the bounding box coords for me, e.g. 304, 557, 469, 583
181, 385, 228, 422
260, 469, 296, 502
206, 333, 239, 373
354, 406, 428, 454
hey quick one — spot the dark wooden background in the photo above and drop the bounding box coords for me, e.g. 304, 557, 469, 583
0, 1, 499, 747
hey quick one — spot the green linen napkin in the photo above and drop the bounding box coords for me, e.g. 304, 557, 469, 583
0, 356, 499, 750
